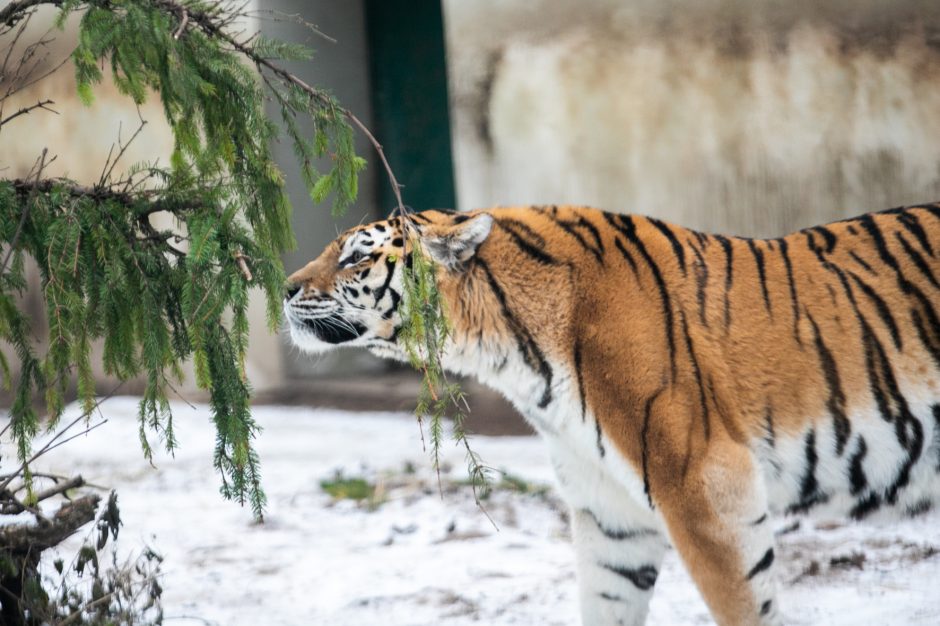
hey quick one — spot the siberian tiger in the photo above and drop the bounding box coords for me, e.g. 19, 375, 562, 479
284, 204, 940, 626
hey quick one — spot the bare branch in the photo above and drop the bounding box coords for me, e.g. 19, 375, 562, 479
0, 494, 99, 553
234, 252, 252, 282
0, 98, 57, 127
98, 108, 148, 187
172, 7, 189, 39
0, 0, 59, 29
0, 381, 123, 494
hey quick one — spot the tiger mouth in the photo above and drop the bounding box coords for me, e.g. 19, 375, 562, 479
300, 313, 367, 344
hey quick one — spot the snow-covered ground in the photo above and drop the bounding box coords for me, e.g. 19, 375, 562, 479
6, 397, 940, 625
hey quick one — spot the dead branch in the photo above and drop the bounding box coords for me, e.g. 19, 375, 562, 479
234, 252, 252, 281
0, 494, 99, 553
0, 0, 53, 29
0, 98, 56, 127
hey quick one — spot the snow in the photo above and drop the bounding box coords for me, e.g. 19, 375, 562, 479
6, 397, 940, 625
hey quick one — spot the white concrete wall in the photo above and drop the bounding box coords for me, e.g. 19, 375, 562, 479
443, 0, 940, 237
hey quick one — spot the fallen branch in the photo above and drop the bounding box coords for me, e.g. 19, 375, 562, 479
0, 494, 99, 553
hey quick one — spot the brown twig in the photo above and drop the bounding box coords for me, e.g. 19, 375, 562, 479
0, 98, 57, 128
98, 109, 148, 187
234, 252, 252, 281
0, 381, 123, 494
172, 7, 189, 39
0, 0, 55, 28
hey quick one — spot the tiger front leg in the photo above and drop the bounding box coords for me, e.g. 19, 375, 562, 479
571, 507, 669, 626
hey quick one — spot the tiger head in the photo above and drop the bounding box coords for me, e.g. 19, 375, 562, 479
283, 210, 494, 360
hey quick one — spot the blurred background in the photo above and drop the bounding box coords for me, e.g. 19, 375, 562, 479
6, 0, 940, 431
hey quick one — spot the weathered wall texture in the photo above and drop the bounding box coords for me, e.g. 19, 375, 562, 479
443, 0, 940, 237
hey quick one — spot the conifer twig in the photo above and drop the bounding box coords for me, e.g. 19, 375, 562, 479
0, 147, 46, 277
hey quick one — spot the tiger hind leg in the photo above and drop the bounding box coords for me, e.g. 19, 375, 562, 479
655, 444, 782, 626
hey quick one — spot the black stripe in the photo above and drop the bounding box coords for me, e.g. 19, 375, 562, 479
912, 307, 940, 372
746, 548, 775, 580
906, 499, 932, 518
851, 493, 882, 520
598, 592, 626, 602
751, 513, 768, 526
849, 251, 877, 276
849, 436, 868, 496
574, 339, 586, 421
761, 600, 773, 617
715, 235, 734, 330
584, 510, 659, 541
500, 217, 547, 246
383, 287, 401, 319
640, 389, 664, 509
807, 311, 851, 455
909, 203, 940, 222
788, 428, 828, 514
601, 563, 658, 591
746, 239, 772, 317
777, 238, 802, 344
604, 212, 640, 275
689, 240, 710, 327
617, 215, 677, 379
680, 309, 710, 441
933, 405, 940, 471
895, 231, 940, 290
476, 258, 554, 408
648, 217, 687, 275
614, 237, 640, 277
495, 219, 559, 266
846, 270, 902, 350
763, 406, 776, 449
897, 210, 934, 257
544, 212, 604, 264
576, 216, 605, 257
373, 255, 397, 303
852, 302, 925, 506
809, 226, 838, 253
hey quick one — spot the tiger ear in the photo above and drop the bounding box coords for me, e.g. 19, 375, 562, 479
420, 214, 493, 270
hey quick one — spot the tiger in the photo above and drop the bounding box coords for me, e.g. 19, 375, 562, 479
284, 203, 940, 626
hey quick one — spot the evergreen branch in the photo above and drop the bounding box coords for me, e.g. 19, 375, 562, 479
151, 0, 408, 217
0, 98, 58, 128
0, 148, 47, 277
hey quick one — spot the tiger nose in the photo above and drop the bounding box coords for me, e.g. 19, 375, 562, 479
285, 283, 301, 300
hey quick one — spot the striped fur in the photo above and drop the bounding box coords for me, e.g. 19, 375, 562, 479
285, 203, 940, 626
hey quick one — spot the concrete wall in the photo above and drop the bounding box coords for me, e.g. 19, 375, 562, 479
443, 0, 940, 237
